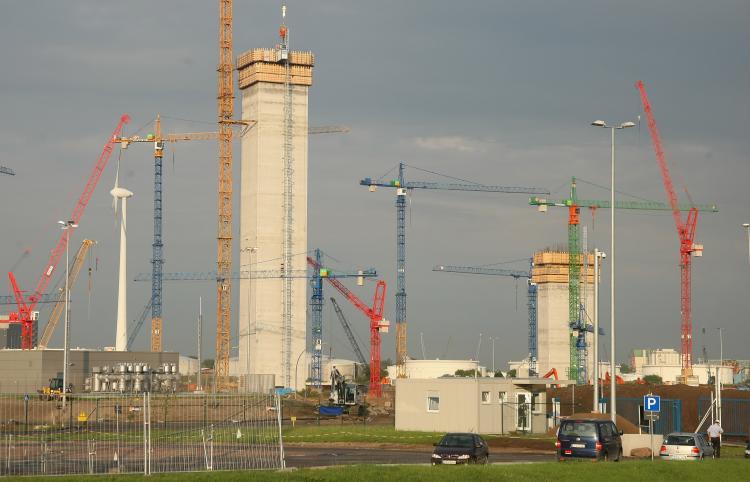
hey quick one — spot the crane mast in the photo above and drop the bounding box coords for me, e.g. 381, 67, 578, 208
215, 0, 234, 390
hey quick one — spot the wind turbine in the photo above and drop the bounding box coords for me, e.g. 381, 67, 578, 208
111, 158, 134, 351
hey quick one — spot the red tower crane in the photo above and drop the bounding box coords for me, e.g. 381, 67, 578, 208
636, 81, 702, 375
307, 257, 389, 397
7, 115, 130, 348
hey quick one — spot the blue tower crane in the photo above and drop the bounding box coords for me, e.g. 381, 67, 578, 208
310, 249, 324, 388
433, 261, 538, 376
361, 162, 549, 374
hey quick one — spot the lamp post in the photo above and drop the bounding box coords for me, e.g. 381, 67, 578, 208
58, 220, 78, 409
490, 336, 497, 377
591, 120, 635, 422
294, 348, 307, 395
716, 328, 723, 425
743, 224, 749, 269
593, 249, 606, 412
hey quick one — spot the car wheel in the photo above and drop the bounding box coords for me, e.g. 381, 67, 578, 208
615, 449, 622, 462
480, 455, 489, 465
603, 452, 609, 462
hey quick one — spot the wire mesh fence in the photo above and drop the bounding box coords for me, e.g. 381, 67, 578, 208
0, 392, 283, 476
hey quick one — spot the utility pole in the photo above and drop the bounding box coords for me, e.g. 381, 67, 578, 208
593, 249, 601, 412
59, 220, 77, 409
197, 296, 203, 392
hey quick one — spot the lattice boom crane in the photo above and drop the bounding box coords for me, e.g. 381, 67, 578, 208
7, 115, 129, 349
635, 80, 712, 374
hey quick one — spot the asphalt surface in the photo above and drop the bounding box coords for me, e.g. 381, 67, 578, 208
284, 446, 553, 467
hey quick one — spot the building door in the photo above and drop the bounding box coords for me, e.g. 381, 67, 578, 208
516, 392, 530, 431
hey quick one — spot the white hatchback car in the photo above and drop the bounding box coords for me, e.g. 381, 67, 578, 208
659, 432, 714, 460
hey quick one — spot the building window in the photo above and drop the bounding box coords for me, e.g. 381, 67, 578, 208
531, 393, 540, 412
498, 391, 507, 403
481, 391, 491, 404
427, 393, 440, 412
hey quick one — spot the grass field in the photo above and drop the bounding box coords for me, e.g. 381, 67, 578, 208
282, 424, 555, 446
12, 459, 749, 482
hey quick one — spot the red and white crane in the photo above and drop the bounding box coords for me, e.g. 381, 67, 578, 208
636, 81, 704, 375
307, 257, 389, 397
7, 115, 130, 348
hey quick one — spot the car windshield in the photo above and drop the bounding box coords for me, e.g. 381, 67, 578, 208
666, 435, 695, 446
560, 422, 597, 438
439, 435, 474, 447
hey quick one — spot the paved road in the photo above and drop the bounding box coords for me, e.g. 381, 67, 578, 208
285, 447, 553, 468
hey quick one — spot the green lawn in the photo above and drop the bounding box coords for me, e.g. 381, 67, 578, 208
282, 424, 555, 446
11, 460, 749, 482
282, 424, 445, 444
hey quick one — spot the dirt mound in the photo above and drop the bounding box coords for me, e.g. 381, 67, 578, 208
485, 437, 554, 451
567, 412, 640, 434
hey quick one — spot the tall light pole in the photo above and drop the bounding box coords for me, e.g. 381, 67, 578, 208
593, 249, 606, 412
591, 119, 635, 422
743, 224, 750, 268
58, 220, 77, 408
197, 296, 203, 392
491, 337, 496, 374
716, 328, 724, 425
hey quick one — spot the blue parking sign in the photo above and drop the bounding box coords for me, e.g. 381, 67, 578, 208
644, 394, 660, 412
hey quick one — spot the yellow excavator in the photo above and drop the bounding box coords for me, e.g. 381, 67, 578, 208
38, 377, 71, 401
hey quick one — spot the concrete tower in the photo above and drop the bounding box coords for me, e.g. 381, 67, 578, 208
111, 186, 134, 351
237, 47, 314, 390
533, 251, 594, 380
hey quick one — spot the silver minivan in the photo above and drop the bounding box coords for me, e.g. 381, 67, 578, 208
659, 432, 714, 460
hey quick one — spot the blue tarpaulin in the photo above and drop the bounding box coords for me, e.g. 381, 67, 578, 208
319, 405, 344, 416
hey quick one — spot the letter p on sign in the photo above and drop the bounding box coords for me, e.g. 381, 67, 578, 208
644, 395, 660, 412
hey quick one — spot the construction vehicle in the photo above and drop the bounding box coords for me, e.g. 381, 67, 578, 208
38, 377, 71, 401
329, 366, 362, 406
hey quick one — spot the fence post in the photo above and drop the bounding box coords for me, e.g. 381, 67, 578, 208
143, 393, 147, 476
276, 393, 285, 469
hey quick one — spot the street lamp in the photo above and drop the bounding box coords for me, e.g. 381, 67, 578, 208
716, 328, 724, 425
593, 249, 606, 412
58, 220, 78, 409
743, 224, 749, 269
294, 348, 307, 395
591, 120, 635, 423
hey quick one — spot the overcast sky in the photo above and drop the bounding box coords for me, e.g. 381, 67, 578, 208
1, 1, 748, 370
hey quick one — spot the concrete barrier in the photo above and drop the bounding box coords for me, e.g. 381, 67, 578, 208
622, 433, 663, 457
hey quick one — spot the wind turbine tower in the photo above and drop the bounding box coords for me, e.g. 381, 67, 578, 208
111, 185, 134, 351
